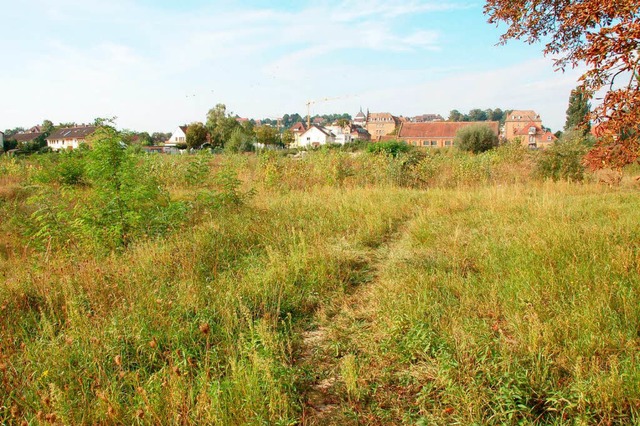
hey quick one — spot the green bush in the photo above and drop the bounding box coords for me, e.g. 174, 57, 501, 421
55, 151, 87, 186
536, 132, 590, 182
455, 124, 499, 153
367, 140, 412, 157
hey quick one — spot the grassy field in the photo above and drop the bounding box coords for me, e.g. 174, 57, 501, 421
1, 144, 639, 424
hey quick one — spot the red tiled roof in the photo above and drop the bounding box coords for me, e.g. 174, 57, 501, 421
514, 122, 544, 136
290, 122, 306, 132
398, 121, 499, 139
506, 110, 541, 122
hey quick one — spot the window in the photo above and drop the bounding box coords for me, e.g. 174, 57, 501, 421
430, 141, 437, 147
422, 141, 429, 146
445, 140, 452, 147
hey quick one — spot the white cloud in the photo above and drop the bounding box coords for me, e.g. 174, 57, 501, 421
0, 0, 581, 132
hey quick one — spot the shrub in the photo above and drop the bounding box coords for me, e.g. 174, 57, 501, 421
82, 126, 186, 250
367, 140, 412, 157
536, 132, 590, 182
455, 124, 499, 153
225, 127, 255, 153
55, 150, 87, 186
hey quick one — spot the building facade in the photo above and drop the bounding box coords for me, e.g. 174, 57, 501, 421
366, 112, 399, 140
46, 126, 97, 151
396, 121, 500, 148
297, 125, 336, 148
513, 122, 557, 149
503, 110, 542, 141
165, 126, 188, 147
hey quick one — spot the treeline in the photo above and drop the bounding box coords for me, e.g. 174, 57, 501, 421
448, 108, 508, 124
262, 113, 352, 128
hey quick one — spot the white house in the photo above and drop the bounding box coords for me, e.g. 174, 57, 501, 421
46, 126, 97, 151
165, 126, 188, 147
297, 125, 336, 148
326, 125, 353, 145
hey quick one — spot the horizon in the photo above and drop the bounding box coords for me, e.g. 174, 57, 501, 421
1, 0, 583, 133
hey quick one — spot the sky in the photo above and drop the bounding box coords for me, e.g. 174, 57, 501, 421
0, 0, 585, 133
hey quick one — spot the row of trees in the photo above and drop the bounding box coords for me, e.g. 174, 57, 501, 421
448, 108, 508, 124
182, 104, 294, 151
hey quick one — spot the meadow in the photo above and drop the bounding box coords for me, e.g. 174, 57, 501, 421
1, 138, 639, 425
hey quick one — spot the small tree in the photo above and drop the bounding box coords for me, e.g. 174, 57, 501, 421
84, 125, 181, 249
186, 122, 208, 149
225, 127, 255, 153
536, 131, 591, 182
255, 126, 281, 148
281, 129, 295, 147
455, 124, 498, 153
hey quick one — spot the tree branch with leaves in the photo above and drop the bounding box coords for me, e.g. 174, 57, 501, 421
485, 0, 640, 169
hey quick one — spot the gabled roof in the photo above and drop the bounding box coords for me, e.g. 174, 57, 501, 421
47, 126, 97, 140
290, 122, 307, 132
398, 121, 499, 139
506, 110, 541, 122
11, 132, 43, 143
514, 122, 544, 136
179, 125, 188, 134
350, 126, 370, 135
302, 125, 334, 138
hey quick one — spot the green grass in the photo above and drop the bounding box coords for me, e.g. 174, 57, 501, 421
1, 148, 639, 424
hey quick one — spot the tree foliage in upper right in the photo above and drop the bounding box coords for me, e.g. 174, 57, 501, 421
484, 0, 640, 170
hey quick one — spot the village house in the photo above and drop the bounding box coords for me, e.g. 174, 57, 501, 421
395, 121, 500, 148
297, 125, 336, 148
165, 126, 188, 147
326, 124, 353, 145
514, 122, 557, 149
9, 126, 44, 147
413, 114, 444, 122
366, 112, 399, 140
46, 125, 97, 151
290, 121, 307, 146
503, 110, 542, 140
0, 131, 4, 152
350, 125, 371, 141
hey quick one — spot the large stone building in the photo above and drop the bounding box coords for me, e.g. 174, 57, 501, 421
503, 110, 558, 148
503, 110, 542, 140
366, 112, 399, 140
396, 121, 500, 148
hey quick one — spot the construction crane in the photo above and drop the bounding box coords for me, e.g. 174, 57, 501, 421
305, 96, 346, 129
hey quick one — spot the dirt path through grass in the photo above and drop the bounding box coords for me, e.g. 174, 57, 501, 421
297, 220, 411, 425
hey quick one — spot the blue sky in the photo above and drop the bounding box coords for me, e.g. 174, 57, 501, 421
0, 0, 583, 132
